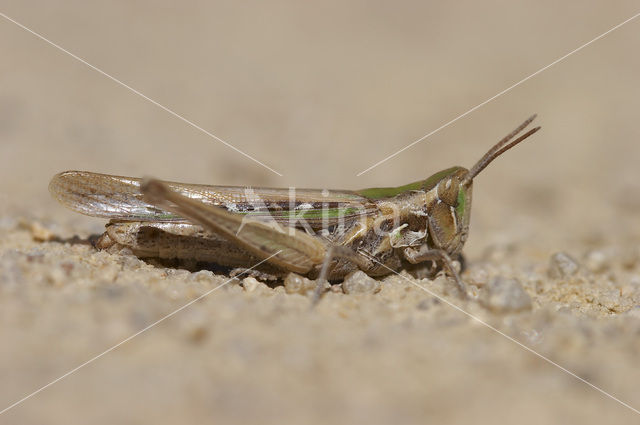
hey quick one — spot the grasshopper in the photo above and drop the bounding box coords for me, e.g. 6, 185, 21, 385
49, 115, 540, 299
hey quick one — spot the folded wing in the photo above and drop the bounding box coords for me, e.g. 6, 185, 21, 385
49, 171, 378, 229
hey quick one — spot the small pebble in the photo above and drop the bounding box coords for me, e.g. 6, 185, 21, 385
29, 221, 55, 242
584, 250, 609, 273
283, 273, 319, 295
481, 277, 532, 313
242, 277, 261, 292
329, 284, 343, 293
467, 268, 489, 287
548, 252, 580, 279
342, 270, 381, 295
187, 270, 215, 283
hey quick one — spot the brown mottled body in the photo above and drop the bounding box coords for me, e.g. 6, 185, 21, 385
89, 166, 472, 280
50, 116, 540, 295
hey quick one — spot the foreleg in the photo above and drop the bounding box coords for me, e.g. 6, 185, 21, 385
403, 246, 467, 298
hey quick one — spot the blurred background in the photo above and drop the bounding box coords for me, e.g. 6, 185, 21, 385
1, 1, 640, 424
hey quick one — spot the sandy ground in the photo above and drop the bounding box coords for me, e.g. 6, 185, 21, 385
1, 1, 640, 424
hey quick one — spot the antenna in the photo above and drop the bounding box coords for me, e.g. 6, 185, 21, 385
462, 115, 541, 186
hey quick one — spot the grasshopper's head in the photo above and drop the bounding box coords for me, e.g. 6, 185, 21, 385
426, 115, 540, 255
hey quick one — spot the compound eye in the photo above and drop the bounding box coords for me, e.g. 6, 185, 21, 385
437, 177, 459, 206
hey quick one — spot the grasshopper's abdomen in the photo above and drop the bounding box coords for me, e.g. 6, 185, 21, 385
99, 222, 268, 267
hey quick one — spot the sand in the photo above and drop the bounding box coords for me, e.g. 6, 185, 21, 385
1, 2, 640, 424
